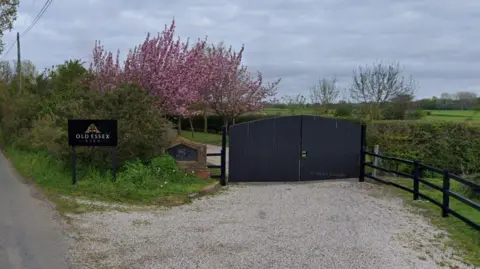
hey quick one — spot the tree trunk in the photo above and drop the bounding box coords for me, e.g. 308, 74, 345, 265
177, 117, 182, 135
203, 109, 208, 133
189, 117, 195, 138
232, 117, 236, 125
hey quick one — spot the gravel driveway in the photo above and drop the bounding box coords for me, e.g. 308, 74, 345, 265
68, 180, 473, 269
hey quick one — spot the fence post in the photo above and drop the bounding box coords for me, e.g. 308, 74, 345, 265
359, 124, 366, 182
220, 126, 227, 186
413, 160, 420, 200
111, 147, 117, 182
372, 145, 379, 177
71, 146, 77, 186
442, 170, 450, 217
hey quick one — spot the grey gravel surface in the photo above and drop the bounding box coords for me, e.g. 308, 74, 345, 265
68, 180, 474, 269
0, 152, 74, 269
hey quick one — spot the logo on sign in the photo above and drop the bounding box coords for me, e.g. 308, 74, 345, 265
75, 124, 111, 143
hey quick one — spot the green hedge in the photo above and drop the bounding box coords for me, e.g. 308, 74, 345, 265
168, 114, 365, 133
167, 114, 275, 133
367, 121, 480, 175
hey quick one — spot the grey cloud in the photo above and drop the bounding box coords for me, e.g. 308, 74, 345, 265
2, 0, 479, 99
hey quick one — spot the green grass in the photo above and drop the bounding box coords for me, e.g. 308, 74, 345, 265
258, 108, 480, 122
381, 176, 480, 265
4, 147, 215, 206
181, 131, 226, 146
261, 107, 318, 115
423, 110, 480, 121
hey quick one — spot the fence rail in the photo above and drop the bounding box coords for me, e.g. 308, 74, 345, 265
362, 150, 480, 231
206, 126, 227, 186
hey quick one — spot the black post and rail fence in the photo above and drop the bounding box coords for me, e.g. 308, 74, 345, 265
206, 126, 227, 186
358, 125, 480, 231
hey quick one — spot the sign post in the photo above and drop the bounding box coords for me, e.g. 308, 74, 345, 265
68, 120, 118, 185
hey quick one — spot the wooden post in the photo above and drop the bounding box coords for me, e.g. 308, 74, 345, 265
372, 145, 379, 177
220, 126, 227, 186
413, 160, 420, 200
359, 124, 366, 182
71, 146, 77, 185
111, 147, 117, 182
442, 170, 450, 217
16, 32, 22, 91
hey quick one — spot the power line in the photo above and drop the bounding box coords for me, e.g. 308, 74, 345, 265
1, 39, 17, 59
22, 0, 38, 26
21, 0, 52, 38
1, 0, 52, 59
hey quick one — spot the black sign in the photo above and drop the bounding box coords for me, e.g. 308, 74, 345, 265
68, 120, 117, 147
167, 144, 198, 161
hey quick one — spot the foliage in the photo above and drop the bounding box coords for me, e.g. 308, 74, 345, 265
168, 113, 274, 133
89, 20, 209, 116
282, 94, 307, 115
0, 0, 19, 52
5, 147, 214, 204
349, 61, 416, 120
310, 77, 339, 114
334, 103, 353, 117
405, 109, 426, 120
414, 91, 480, 110
89, 20, 280, 122
0, 59, 176, 169
202, 43, 280, 124
368, 121, 480, 175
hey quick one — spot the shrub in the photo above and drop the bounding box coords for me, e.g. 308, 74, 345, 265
0, 86, 42, 146
405, 109, 426, 120
367, 121, 480, 174
169, 113, 274, 133
334, 104, 353, 117
91, 84, 176, 167
462, 174, 480, 200
382, 105, 406, 120
0, 60, 176, 170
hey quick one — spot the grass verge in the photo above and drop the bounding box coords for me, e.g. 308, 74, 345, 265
380, 176, 480, 266
181, 131, 226, 146
4, 147, 216, 209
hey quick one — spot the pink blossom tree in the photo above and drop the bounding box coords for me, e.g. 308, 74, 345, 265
88, 19, 280, 133
202, 43, 281, 126
89, 19, 210, 118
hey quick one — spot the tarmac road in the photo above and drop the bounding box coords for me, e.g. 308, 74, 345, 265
0, 151, 73, 269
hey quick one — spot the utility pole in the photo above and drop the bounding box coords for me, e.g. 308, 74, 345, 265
16, 32, 21, 91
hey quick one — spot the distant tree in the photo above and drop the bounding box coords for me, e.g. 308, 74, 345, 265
310, 77, 339, 115
383, 94, 414, 120
334, 102, 353, 117
437, 92, 455, 109
349, 61, 416, 120
282, 94, 306, 115
440, 92, 453, 100
455, 91, 477, 110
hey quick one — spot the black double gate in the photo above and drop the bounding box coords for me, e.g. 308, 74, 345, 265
228, 115, 365, 182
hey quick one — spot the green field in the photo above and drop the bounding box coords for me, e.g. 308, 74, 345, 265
423, 110, 480, 121
260, 108, 480, 122
181, 131, 226, 146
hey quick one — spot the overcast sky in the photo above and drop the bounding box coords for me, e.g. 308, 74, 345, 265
1, 0, 479, 99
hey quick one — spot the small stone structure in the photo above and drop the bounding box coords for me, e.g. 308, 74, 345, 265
167, 137, 210, 179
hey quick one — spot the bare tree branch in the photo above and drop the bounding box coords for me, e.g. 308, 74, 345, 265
310, 76, 339, 114
348, 61, 416, 120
